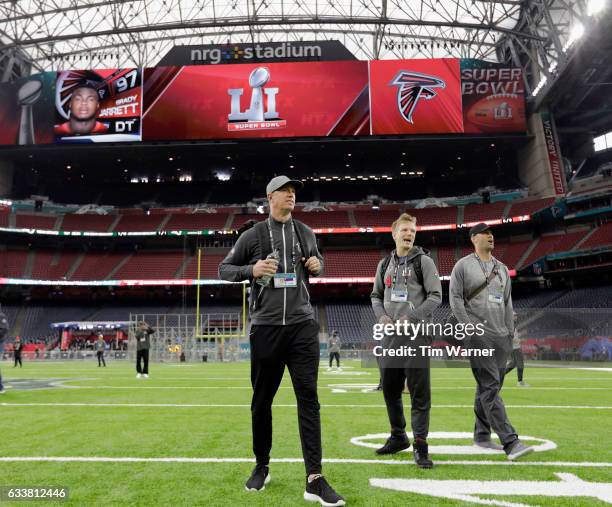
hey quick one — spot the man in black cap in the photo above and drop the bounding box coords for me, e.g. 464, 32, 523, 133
219, 175, 345, 506
450, 223, 533, 460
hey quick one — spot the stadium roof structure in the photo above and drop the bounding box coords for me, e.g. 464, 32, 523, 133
0, 0, 606, 105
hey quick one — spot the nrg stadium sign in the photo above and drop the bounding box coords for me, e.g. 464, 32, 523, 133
157, 40, 356, 66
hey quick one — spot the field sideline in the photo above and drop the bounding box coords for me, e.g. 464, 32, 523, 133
1, 359, 611, 506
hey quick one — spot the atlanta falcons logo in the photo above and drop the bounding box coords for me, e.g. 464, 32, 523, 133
390, 71, 446, 124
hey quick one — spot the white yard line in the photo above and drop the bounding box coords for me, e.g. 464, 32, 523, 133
1, 402, 610, 409
0, 456, 609, 467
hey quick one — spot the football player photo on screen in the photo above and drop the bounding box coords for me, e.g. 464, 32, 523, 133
54, 81, 109, 137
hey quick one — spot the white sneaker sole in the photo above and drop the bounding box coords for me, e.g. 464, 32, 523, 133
507, 446, 534, 461
244, 473, 270, 492
303, 491, 345, 506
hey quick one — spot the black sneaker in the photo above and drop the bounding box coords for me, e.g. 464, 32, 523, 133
413, 439, 434, 469
244, 464, 270, 491
375, 436, 410, 455
304, 476, 345, 506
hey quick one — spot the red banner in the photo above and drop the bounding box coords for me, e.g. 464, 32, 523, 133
142, 61, 369, 140
369, 59, 463, 135
541, 111, 566, 195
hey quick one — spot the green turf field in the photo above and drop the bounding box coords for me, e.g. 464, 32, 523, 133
1, 359, 610, 506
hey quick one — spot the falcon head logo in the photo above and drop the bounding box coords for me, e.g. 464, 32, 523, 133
390, 71, 446, 124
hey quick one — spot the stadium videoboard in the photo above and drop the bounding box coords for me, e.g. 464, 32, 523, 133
0, 59, 526, 146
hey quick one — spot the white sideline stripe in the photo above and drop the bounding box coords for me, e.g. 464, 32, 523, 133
0, 456, 609, 467
57, 384, 611, 390
569, 367, 612, 372
2, 402, 611, 409
327, 384, 610, 391
57, 385, 294, 390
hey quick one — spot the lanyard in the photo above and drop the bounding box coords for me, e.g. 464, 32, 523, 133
391, 253, 410, 288
267, 217, 296, 272
474, 254, 502, 284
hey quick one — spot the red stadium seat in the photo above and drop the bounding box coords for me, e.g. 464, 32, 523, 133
15, 213, 57, 230
521, 230, 589, 267
70, 253, 127, 281
578, 222, 612, 250
323, 250, 385, 276
113, 214, 166, 232
113, 252, 188, 279
163, 213, 230, 231
60, 214, 115, 232
507, 197, 555, 217
0, 249, 29, 278
462, 202, 507, 223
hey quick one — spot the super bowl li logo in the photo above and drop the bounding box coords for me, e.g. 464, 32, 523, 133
227, 67, 286, 131
390, 71, 446, 124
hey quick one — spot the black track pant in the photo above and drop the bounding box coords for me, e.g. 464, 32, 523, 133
14, 353, 22, 367
329, 352, 340, 368
97, 351, 106, 367
381, 361, 431, 440
250, 319, 321, 475
136, 349, 149, 374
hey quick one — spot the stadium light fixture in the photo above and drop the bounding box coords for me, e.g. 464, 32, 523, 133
594, 131, 612, 152
563, 22, 585, 51
532, 76, 548, 96
588, 0, 606, 16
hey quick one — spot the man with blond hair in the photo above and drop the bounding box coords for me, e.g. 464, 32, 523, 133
371, 213, 442, 468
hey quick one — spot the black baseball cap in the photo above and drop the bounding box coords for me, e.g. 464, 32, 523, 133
469, 223, 493, 237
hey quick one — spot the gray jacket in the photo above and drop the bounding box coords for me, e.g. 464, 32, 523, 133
135, 327, 155, 351
328, 336, 341, 353
218, 216, 323, 326
449, 254, 514, 338
371, 246, 442, 324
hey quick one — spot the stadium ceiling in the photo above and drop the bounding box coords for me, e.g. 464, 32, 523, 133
0, 0, 606, 105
